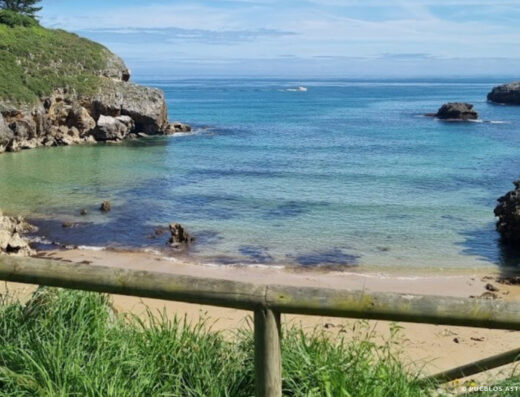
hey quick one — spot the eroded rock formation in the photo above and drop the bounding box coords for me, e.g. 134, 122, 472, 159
0, 211, 36, 256
0, 59, 190, 154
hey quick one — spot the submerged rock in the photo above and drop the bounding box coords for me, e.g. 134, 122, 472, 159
434, 103, 478, 120
0, 210, 36, 256
100, 201, 112, 213
168, 223, 194, 246
487, 82, 520, 105
494, 180, 520, 244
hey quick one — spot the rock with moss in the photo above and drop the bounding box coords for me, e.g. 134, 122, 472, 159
0, 23, 183, 152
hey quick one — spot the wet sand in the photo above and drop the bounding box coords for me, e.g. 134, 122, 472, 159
3, 248, 520, 387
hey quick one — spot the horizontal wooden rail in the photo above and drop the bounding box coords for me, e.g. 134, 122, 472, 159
1, 255, 520, 396
1, 256, 520, 330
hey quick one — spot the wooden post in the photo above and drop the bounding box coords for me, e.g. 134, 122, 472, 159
255, 309, 282, 397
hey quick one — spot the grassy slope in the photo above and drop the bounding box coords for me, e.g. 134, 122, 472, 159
0, 24, 109, 105
0, 289, 432, 397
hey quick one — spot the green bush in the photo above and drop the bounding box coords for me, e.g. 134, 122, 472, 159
0, 10, 38, 27
0, 288, 433, 396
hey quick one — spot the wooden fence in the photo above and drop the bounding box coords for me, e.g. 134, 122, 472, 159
1, 255, 520, 396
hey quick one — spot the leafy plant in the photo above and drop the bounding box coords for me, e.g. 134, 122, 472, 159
0, 9, 37, 27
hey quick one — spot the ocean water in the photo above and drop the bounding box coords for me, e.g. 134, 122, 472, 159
1, 78, 520, 269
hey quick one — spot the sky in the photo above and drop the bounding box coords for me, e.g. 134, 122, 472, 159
39, 0, 520, 79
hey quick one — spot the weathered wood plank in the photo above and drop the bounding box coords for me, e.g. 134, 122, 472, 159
266, 285, 520, 330
0, 256, 267, 310
424, 347, 520, 384
255, 309, 282, 397
2, 256, 520, 330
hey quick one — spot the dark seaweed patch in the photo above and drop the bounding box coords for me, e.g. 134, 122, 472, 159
288, 248, 359, 267
238, 245, 274, 263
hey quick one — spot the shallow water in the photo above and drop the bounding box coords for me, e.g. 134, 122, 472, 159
1, 78, 520, 269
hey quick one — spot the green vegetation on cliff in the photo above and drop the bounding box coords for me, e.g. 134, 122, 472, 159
0, 21, 116, 105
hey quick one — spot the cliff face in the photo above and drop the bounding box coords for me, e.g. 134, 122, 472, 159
0, 24, 188, 154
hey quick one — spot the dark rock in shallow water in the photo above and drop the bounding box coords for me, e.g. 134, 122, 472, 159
434, 103, 478, 120
487, 82, 520, 105
494, 180, 520, 244
100, 201, 112, 213
165, 122, 192, 134
168, 223, 194, 246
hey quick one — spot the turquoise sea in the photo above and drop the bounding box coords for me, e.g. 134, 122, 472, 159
1, 78, 520, 269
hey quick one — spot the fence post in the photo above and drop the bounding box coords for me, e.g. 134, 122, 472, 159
255, 308, 282, 397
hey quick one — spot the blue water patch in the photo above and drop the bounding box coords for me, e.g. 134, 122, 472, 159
2, 78, 520, 268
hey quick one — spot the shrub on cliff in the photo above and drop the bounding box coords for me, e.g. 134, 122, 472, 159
0, 10, 38, 27
0, 23, 122, 106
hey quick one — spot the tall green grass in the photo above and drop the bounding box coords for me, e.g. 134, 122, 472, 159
0, 288, 433, 396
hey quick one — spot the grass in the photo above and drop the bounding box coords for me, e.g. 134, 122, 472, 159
0, 288, 435, 396
0, 22, 110, 105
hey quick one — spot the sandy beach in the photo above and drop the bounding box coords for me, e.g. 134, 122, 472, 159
2, 247, 519, 388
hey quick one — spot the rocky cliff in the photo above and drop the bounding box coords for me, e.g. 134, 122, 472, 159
0, 23, 190, 154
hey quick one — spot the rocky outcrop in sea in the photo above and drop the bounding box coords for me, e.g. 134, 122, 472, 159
0, 54, 190, 154
0, 211, 35, 256
494, 181, 520, 244
487, 82, 520, 105
433, 102, 478, 120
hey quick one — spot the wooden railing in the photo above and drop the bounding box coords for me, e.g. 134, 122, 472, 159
1, 255, 520, 396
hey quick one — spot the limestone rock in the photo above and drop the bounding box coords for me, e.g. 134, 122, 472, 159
89, 81, 168, 134
487, 82, 520, 105
0, 211, 36, 256
435, 103, 478, 120
66, 105, 96, 136
495, 180, 520, 244
95, 115, 133, 141
102, 51, 131, 82
0, 114, 13, 152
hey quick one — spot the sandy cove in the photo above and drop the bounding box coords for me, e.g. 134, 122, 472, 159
2, 247, 520, 388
